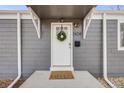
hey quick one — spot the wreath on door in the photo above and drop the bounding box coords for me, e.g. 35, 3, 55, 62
57, 31, 67, 42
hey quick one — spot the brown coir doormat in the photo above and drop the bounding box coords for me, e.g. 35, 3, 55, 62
49, 71, 74, 80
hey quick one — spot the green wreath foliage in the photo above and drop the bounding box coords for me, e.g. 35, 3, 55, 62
57, 31, 67, 41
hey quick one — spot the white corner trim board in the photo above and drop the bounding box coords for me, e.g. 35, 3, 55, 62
103, 13, 116, 88
8, 12, 22, 88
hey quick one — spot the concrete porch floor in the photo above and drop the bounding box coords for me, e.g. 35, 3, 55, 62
20, 71, 104, 88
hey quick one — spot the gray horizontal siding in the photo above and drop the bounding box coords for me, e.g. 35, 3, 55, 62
1, 19, 124, 79
21, 19, 51, 78
107, 20, 124, 76
0, 19, 51, 79
74, 20, 124, 77
74, 20, 103, 77
0, 19, 17, 79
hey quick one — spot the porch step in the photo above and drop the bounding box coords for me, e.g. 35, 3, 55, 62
49, 71, 74, 79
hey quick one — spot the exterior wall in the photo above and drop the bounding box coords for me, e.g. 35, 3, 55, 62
21, 20, 51, 78
0, 19, 17, 79
0, 18, 124, 79
74, 20, 103, 77
0, 19, 51, 79
107, 20, 124, 76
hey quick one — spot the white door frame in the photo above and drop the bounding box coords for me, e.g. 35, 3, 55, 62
50, 22, 73, 71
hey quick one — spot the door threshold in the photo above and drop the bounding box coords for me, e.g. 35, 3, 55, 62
50, 66, 74, 71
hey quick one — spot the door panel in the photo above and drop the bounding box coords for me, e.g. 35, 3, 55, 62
51, 23, 72, 66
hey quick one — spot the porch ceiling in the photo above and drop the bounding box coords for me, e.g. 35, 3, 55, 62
27, 5, 96, 19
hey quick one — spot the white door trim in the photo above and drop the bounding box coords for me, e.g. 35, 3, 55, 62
50, 22, 73, 71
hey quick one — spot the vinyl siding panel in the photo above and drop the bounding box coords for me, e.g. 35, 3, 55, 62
0, 19, 17, 79
21, 19, 51, 78
74, 20, 103, 76
0, 19, 124, 79
107, 20, 124, 76
0, 19, 103, 79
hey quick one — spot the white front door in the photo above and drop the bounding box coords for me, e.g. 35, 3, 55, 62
51, 23, 73, 71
